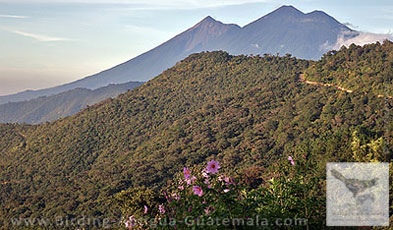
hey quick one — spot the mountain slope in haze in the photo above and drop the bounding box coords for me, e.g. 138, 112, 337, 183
223, 6, 356, 59
0, 44, 392, 228
0, 81, 143, 124
0, 5, 356, 105
0, 16, 239, 105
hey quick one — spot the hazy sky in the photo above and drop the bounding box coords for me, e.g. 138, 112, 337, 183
0, 0, 392, 95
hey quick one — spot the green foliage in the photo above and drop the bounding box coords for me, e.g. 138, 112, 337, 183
351, 130, 385, 162
304, 40, 393, 96
117, 159, 324, 229
0, 47, 392, 229
113, 186, 158, 218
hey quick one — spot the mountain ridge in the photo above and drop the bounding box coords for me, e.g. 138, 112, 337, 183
0, 81, 143, 124
0, 5, 357, 105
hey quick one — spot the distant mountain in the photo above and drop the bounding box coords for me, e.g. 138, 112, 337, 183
220, 6, 356, 58
0, 81, 143, 124
0, 5, 356, 105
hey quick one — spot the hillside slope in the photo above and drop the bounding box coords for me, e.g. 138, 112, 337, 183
0, 81, 143, 124
0, 48, 392, 228
304, 40, 393, 97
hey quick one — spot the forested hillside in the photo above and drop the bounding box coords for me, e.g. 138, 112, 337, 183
0, 81, 143, 124
304, 41, 393, 97
0, 45, 392, 229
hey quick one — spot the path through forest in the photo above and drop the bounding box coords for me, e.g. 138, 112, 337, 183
299, 74, 393, 99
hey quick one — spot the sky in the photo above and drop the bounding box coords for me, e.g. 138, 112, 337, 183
0, 0, 392, 96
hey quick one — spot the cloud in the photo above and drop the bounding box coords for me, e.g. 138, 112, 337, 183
123, 24, 171, 36
2, 28, 72, 42
0, 0, 275, 9
342, 22, 358, 29
0, 14, 28, 19
372, 8, 393, 20
101, 0, 278, 12
333, 31, 393, 50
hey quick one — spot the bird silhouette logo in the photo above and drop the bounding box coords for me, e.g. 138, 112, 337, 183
327, 163, 389, 226
330, 169, 378, 198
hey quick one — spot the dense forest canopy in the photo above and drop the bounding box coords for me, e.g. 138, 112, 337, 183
304, 40, 393, 96
0, 42, 392, 229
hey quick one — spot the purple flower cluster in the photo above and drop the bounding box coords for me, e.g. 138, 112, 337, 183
182, 160, 222, 197
288, 156, 295, 166
144, 159, 235, 222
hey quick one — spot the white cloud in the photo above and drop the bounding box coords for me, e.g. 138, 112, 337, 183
101, 0, 279, 12
333, 31, 393, 50
0, 14, 28, 19
372, 8, 393, 20
2, 28, 72, 42
0, 0, 275, 8
342, 22, 358, 29
123, 24, 171, 36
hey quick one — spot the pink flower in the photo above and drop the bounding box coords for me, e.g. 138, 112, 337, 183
203, 178, 212, 188
193, 186, 203, 197
206, 160, 220, 174
223, 189, 230, 193
144, 205, 148, 214
184, 167, 191, 180
178, 185, 184, 190
163, 191, 170, 201
159, 204, 165, 214
187, 176, 197, 185
204, 206, 214, 215
172, 192, 180, 200
125, 220, 131, 228
125, 216, 137, 228
288, 156, 295, 166
202, 168, 209, 178
224, 176, 233, 185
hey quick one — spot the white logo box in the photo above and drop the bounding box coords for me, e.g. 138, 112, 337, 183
326, 162, 389, 226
